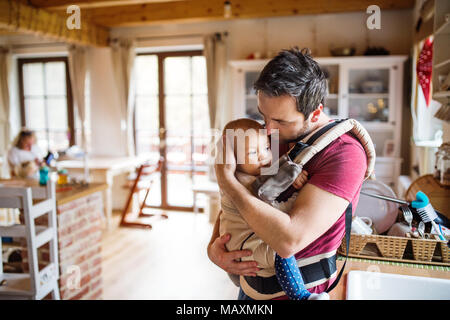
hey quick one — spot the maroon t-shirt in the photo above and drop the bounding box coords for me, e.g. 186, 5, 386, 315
274, 132, 368, 298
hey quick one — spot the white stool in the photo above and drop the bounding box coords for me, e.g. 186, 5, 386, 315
0, 179, 60, 300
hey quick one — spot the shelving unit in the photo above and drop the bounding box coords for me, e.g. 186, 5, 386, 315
230, 55, 408, 189
432, 0, 450, 104
0, 180, 60, 300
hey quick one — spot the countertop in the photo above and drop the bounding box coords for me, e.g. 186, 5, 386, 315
0, 178, 107, 206
55, 183, 107, 206
329, 256, 450, 300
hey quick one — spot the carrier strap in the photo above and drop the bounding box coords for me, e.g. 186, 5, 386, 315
326, 202, 352, 293
288, 119, 347, 160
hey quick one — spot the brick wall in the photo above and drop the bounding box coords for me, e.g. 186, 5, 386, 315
21, 191, 104, 300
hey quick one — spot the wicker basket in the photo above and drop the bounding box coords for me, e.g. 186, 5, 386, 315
340, 233, 408, 259
339, 232, 449, 266
440, 240, 450, 263
407, 234, 438, 262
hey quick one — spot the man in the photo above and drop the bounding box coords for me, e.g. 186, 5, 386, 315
208, 48, 368, 299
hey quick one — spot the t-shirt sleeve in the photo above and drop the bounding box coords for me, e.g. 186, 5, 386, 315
31, 144, 45, 160
306, 137, 367, 202
7, 148, 19, 167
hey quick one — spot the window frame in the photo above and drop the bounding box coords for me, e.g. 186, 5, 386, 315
17, 56, 75, 151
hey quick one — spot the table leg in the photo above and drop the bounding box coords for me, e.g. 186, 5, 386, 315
193, 191, 198, 214
104, 172, 113, 230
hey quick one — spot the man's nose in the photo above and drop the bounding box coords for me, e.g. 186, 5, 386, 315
265, 121, 275, 136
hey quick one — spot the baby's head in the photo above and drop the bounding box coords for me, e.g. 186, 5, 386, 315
223, 118, 272, 176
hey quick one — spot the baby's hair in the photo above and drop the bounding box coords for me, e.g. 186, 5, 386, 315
222, 118, 264, 134
222, 118, 267, 161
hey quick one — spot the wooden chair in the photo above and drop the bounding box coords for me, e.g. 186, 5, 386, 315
120, 158, 166, 229
0, 179, 60, 300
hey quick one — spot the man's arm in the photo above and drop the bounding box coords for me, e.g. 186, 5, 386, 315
218, 172, 349, 258
207, 210, 261, 276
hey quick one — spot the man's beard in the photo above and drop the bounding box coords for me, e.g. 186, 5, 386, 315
285, 120, 314, 143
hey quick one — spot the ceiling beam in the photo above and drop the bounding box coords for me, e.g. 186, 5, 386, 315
48, 0, 415, 28
29, 0, 182, 10
0, 0, 110, 46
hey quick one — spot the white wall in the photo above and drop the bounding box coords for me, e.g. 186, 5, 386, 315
88, 47, 128, 157
111, 9, 413, 58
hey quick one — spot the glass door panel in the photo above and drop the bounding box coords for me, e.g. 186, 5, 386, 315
163, 55, 209, 209
134, 54, 161, 206
320, 64, 339, 117
348, 97, 389, 122
347, 68, 390, 123
244, 71, 263, 123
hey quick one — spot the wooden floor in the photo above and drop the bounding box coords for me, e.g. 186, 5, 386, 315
101, 210, 239, 300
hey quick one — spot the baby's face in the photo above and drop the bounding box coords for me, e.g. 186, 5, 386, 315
237, 132, 272, 176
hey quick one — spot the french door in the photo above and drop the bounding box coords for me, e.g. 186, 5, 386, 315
134, 50, 210, 211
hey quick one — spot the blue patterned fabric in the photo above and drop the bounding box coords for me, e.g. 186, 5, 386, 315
274, 254, 311, 300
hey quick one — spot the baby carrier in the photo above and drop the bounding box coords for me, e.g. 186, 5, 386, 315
241, 118, 376, 299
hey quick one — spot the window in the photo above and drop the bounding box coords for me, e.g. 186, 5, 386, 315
18, 57, 74, 153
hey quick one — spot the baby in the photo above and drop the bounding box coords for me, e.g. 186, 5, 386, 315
218, 118, 328, 300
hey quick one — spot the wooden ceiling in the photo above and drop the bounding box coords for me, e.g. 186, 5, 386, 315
1, 0, 415, 46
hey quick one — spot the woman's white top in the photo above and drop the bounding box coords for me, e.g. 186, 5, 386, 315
7, 145, 44, 167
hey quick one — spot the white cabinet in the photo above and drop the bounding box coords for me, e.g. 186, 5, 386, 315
229, 55, 408, 190
432, 0, 450, 104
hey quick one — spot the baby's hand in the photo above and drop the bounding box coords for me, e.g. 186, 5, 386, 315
292, 170, 308, 190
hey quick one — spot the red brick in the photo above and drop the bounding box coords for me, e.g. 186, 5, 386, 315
90, 256, 102, 268
85, 246, 101, 260
80, 274, 91, 288
87, 288, 102, 300
89, 277, 102, 292
58, 235, 74, 249
90, 265, 102, 279
69, 286, 90, 300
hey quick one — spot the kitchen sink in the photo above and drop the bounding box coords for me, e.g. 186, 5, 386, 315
346, 270, 450, 300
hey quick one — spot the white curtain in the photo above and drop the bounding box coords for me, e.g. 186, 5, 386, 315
0, 47, 18, 226
110, 38, 136, 157
204, 33, 230, 182
204, 33, 229, 131
0, 47, 11, 178
68, 45, 88, 150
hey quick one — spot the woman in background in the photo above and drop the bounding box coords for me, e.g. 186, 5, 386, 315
7, 129, 44, 178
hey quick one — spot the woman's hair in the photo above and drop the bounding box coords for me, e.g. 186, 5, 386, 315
253, 47, 327, 120
13, 129, 35, 149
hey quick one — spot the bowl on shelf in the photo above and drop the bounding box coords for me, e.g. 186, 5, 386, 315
361, 80, 384, 93
330, 47, 356, 57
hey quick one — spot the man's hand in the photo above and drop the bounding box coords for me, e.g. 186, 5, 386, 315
292, 170, 308, 190
207, 233, 260, 277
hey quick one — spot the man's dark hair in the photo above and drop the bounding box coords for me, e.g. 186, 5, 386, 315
254, 47, 327, 120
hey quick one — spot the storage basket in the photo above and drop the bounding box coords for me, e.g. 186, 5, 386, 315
339, 232, 449, 266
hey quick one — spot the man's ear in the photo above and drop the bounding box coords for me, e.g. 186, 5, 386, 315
310, 105, 323, 122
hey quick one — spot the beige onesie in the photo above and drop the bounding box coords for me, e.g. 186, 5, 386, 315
219, 171, 298, 278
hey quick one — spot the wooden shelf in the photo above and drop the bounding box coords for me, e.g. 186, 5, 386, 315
434, 58, 450, 69
433, 91, 450, 99
0, 273, 33, 298
349, 93, 389, 99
